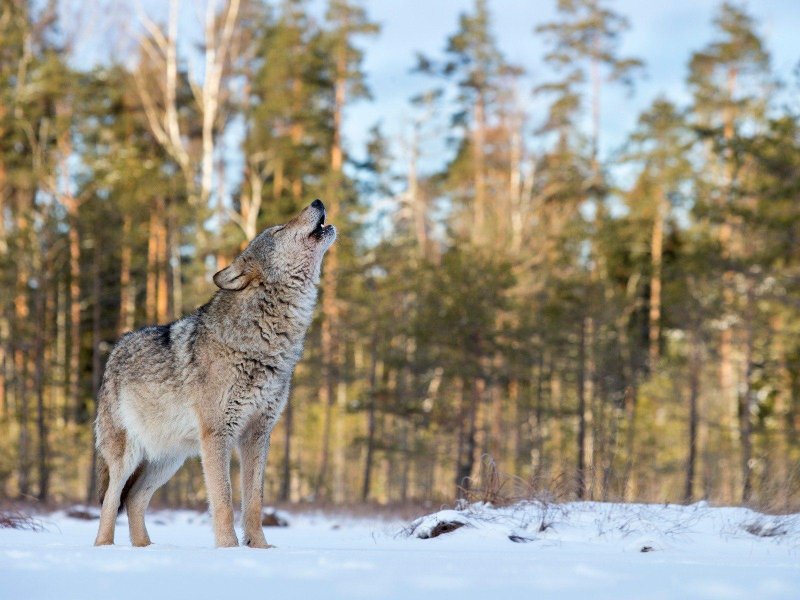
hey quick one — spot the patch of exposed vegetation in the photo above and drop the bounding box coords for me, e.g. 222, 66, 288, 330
0, 510, 45, 532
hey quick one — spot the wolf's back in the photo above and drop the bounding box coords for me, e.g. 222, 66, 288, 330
104, 322, 189, 386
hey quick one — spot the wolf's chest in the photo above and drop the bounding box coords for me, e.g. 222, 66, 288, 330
229, 342, 300, 389
223, 350, 295, 424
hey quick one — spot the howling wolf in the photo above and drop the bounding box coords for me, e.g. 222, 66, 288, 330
94, 199, 335, 548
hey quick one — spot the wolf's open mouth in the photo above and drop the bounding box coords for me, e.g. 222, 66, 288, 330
310, 210, 331, 239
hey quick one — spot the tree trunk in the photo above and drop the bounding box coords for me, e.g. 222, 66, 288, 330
56, 277, 67, 424
166, 206, 176, 319
0, 321, 6, 420
14, 201, 31, 496
576, 317, 587, 499
16, 344, 30, 498
533, 352, 546, 481
684, 334, 701, 503
508, 112, 523, 253
408, 125, 428, 255
118, 214, 134, 334
66, 211, 82, 422
361, 337, 380, 502
550, 361, 563, 480
472, 94, 487, 242
622, 383, 639, 501
740, 280, 756, 503
316, 378, 334, 500
146, 203, 159, 325
509, 378, 522, 475
399, 419, 410, 502
157, 198, 169, 322
719, 65, 739, 461
649, 189, 665, 367
0, 188, 7, 418
35, 256, 49, 502
145, 197, 168, 325
456, 377, 481, 498
489, 359, 503, 462
87, 236, 104, 503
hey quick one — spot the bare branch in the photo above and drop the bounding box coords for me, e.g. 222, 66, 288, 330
132, 68, 169, 148
134, 0, 169, 53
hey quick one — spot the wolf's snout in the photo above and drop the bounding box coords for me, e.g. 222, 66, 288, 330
310, 199, 326, 230
307, 198, 335, 244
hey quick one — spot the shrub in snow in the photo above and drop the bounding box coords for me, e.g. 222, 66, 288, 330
402, 502, 556, 541
405, 510, 470, 539
742, 517, 792, 538
261, 508, 289, 527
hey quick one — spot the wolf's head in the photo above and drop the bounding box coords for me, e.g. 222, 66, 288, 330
213, 199, 336, 291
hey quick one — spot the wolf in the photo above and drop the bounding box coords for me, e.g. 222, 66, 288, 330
93, 199, 335, 548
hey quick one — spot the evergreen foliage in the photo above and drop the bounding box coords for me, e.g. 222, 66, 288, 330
0, 0, 798, 510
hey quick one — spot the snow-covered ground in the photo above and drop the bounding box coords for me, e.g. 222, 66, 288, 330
1, 501, 798, 599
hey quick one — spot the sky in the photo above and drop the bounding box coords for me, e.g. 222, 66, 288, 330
342, 0, 800, 175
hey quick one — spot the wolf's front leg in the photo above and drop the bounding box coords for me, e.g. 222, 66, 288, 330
200, 429, 238, 547
239, 412, 272, 549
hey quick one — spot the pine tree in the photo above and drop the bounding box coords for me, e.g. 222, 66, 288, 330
418, 0, 521, 245
687, 1, 772, 503
622, 98, 693, 367
536, 0, 643, 164
620, 97, 694, 499
533, 0, 642, 499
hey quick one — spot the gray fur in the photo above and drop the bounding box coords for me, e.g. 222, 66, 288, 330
94, 200, 335, 548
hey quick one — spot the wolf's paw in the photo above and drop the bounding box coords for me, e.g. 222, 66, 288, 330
215, 533, 240, 548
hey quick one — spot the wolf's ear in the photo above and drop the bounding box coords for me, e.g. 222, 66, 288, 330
213, 258, 255, 291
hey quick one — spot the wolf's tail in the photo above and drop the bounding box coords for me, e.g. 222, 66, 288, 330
95, 366, 145, 514
97, 451, 144, 514
118, 464, 144, 514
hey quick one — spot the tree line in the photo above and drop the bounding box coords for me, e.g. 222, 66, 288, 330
1, 0, 799, 511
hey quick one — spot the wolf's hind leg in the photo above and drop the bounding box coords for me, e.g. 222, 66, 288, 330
126, 457, 184, 547
94, 439, 139, 546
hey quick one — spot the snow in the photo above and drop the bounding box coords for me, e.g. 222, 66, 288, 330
1, 501, 798, 599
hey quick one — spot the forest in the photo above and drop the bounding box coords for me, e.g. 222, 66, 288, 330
1, 0, 799, 513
